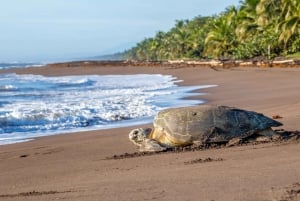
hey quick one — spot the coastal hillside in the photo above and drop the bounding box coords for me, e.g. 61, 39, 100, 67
123, 0, 300, 61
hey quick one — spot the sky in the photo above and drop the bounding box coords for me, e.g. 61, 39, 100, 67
0, 0, 240, 62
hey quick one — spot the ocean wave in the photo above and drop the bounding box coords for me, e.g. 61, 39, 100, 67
0, 85, 17, 91
0, 62, 45, 69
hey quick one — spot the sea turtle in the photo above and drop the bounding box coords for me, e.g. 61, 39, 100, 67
129, 105, 282, 152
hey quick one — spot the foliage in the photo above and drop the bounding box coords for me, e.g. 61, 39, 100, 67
285, 51, 300, 59
123, 0, 300, 60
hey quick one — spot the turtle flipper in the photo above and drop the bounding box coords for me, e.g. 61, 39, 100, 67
256, 128, 275, 136
139, 139, 167, 152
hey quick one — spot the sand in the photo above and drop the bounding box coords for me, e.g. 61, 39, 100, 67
0, 65, 300, 201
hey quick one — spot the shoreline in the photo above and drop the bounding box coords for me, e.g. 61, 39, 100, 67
2, 64, 300, 126
0, 64, 300, 201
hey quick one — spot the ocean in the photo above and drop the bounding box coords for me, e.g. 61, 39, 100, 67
0, 64, 215, 145
0, 62, 44, 70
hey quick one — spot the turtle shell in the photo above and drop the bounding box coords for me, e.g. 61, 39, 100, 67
152, 105, 282, 145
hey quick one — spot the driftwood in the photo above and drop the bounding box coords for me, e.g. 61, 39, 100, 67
46, 59, 300, 68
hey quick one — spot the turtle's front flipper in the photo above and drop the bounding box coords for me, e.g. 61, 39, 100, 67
140, 139, 167, 152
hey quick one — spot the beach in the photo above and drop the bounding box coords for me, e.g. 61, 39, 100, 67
0, 64, 300, 201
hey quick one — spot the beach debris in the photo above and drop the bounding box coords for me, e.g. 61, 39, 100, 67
46, 58, 300, 69
272, 115, 283, 119
129, 105, 282, 152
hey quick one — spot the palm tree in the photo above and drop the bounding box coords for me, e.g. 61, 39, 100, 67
277, 0, 300, 47
204, 6, 238, 58
235, 0, 260, 40
256, 0, 281, 27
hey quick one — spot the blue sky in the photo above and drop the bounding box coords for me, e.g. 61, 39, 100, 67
0, 0, 240, 62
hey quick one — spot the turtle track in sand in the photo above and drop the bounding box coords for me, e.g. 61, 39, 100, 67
269, 182, 300, 201
0, 190, 74, 198
106, 130, 300, 160
183, 157, 224, 165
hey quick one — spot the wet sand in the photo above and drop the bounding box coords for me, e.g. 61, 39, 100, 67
0, 65, 300, 201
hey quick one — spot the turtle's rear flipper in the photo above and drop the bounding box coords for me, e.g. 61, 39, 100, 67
140, 139, 167, 152
257, 128, 275, 136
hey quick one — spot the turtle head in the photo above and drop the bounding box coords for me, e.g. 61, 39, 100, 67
128, 128, 152, 147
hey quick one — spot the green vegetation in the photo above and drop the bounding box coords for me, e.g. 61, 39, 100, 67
123, 0, 300, 61
286, 52, 300, 59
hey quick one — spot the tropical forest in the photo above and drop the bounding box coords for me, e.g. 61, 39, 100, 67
123, 0, 300, 61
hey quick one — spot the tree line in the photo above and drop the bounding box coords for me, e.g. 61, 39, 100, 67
123, 0, 300, 61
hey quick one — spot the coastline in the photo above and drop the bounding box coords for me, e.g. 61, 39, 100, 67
0, 64, 300, 201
